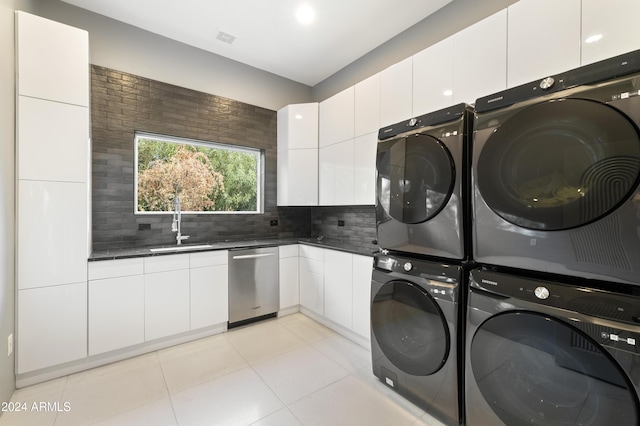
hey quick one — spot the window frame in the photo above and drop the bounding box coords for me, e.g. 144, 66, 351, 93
134, 131, 264, 215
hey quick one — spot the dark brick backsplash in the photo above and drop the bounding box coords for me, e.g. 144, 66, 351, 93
90, 65, 376, 251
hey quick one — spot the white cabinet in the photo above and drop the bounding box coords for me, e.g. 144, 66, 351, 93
581, 0, 640, 66
16, 11, 89, 106
413, 37, 455, 116
453, 9, 507, 104
354, 133, 377, 205
352, 255, 373, 340
279, 245, 300, 311
18, 96, 89, 182
323, 250, 353, 329
190, 251, 229, 330
18, 180, 88, 290
144, 255, 190, 341
319, 87, 354, 147
299, 246, 324, 316
319, 139, 355, 205
380, 57, 413, 127
89, 273, 145, 356
355, 73, 381, 137
17, 283, 87, 374
507, 0, 581, 87
277, 103, 319, 206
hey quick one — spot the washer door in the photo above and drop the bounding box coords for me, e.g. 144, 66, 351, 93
477, 99, 640, 230
471, 311, 639, 425
377, 133, 455, 224
371, 280, 450, 376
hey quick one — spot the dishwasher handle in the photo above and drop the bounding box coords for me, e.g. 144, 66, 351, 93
232, 253, 276, 260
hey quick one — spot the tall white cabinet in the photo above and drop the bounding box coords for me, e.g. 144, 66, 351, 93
15, 11, 90, 374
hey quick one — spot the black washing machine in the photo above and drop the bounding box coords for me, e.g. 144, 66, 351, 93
376, 103, 473, 260
472, 49, 640, 284
371, 253, 464, 425
466, 268, 640, 425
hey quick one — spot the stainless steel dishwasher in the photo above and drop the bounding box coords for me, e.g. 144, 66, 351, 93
228, 246, 279, 327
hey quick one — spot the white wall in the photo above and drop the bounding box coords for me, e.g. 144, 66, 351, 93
0, 0, 23, 409
28, 0, 312, 111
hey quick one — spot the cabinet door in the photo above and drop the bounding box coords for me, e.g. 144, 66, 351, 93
453, 9, 507, 104
413, 37, 454, 116
323, 250, 353, 329
18, 283, 87, 373
354, 132, 377, 205
277, 103, 318, 151
508, 0, 580, 87
16, 11, 89, 106
18, 180, 88, 290
18, 96, 89, 182
277, 148, 318, 206
89, 275, 145, 356
352, 255, 373, 339
355, 73, 381, 137
380, 57, 413, 127
145, 269, 190, 341
279, 256, 300, 310
319, 86, 354, 147
582, 0, 640, 65
190, 264, 228, 329
299, 251, 324, 316
319, 139, 355, 206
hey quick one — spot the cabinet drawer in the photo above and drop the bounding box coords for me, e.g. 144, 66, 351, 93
88, 258, 144, 280
190, 250, 228, 268
299, 245, 324, 261
144, 253, 190, 273
279, 245, 299, 258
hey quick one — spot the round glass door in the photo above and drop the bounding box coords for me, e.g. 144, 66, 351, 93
377, 133, 455, 224
477, 99, 640, 230
471, 311, 639, 425
371, 280, 449, 376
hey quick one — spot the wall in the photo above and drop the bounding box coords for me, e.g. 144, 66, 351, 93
311, 206, 377, 254
27, 0, 312, 111
0, 0, 21, 409
91, 66, 310, 250
312, 0, 518, 101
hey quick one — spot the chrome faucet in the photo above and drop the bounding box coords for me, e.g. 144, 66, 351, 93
172, 195, 190, 245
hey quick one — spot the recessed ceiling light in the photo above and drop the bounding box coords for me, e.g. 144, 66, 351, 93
585, 34, 603, 44
296, 4, 315, 25
443, 89, 453, 97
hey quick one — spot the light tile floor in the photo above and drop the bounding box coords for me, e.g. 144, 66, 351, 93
0, 314, 447, 426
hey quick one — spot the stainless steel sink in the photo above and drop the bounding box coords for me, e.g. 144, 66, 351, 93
149, 244, 213, 253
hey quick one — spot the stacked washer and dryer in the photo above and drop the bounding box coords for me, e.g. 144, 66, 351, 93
371, 103, 473, 426
371, 49, 640, 426
467, 50, 640, 425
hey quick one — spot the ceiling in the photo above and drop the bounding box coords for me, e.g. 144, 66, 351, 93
60, 0, 453, 86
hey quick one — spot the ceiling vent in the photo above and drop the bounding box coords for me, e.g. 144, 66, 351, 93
216, 31, 236, 45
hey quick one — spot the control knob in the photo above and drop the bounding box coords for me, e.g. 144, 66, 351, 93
403, 262, 413, 272
539, 77, 555, 90
534, 286, 550, 300
408, 118, 418, 127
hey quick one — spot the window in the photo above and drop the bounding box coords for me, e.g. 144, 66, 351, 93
135, 132, 263, 214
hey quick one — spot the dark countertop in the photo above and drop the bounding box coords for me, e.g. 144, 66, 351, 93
88, 237, 378, 261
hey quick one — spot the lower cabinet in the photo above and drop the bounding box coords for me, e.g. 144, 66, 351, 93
299, 245, 325, 316
145, 269, 191, 341
89, 274, 145, 356
352, 254, 373, 339
190, 251, 229, 329
18, 282, 87, 374
324, 250, 353, 329
279, 245, 300, 311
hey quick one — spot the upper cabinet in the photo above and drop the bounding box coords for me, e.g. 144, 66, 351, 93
16, 11, 89, 107
319, 86, 354, 147
277, 103, 319, 206
413, 37, 454, 116
507, 0, 581, 87
453, 9, 507, 105
354, 73, 381, 137
380, 57, 413, 127
581, 0, 640, 65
